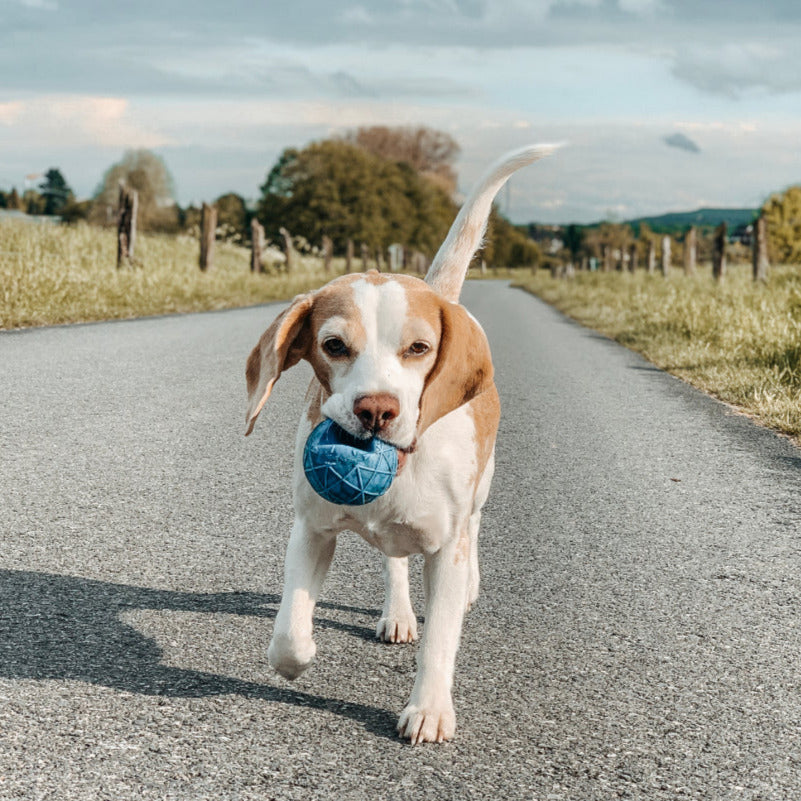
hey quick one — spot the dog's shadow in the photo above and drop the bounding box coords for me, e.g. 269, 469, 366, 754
0, 568, 399, 739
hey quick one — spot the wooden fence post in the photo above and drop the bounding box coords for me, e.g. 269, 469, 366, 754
345, 239, 353, 273
713, 222, 727, 282
360, 242, 369, 272
322, 235, 333, 273
646, 239, 656, 274
279, 227, 293, 272
199, 202, 217, 272
601, 244, 612, 272
250, 218, 264, 273
117, 183, 138, 268
684, 226, 697, 275
661, 236, 671, 277
629, 244, 638, 273
753, 214, 769, 282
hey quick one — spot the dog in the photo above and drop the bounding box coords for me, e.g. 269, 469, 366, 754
245, 144, 556, 744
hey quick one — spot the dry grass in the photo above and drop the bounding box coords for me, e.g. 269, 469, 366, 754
0, 220, 336, 330
514, 264, 801, 443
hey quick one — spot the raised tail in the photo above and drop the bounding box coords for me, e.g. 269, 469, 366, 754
425, 143, 560, 302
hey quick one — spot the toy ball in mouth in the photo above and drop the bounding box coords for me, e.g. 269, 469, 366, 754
303, 418, 398, 505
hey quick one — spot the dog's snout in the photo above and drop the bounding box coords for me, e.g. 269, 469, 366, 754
353, 393, 400, 433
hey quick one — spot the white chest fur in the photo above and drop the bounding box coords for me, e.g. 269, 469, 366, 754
292, 404, 480, 557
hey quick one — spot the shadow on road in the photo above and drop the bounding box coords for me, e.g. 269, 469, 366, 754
0, 569, 399, 740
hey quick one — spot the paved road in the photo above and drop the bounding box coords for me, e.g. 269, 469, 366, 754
1, 281, 800, 800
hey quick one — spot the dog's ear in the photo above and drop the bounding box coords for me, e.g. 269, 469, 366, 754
417, 301, 494, 436
245, 293, 315, 435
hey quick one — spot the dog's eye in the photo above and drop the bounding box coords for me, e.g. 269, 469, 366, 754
323, 337, 349, 358
406, 341, 430, 357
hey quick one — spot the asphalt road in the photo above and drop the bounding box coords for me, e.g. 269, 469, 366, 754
1, 281, 800, 801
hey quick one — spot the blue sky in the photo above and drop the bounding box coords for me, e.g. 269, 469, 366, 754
1, 0, 800, 223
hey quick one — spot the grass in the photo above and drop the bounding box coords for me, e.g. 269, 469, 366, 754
0, 219, 335, 330
513, 264, 801, 443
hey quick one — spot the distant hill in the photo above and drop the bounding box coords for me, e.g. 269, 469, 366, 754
626, 207, 758, 234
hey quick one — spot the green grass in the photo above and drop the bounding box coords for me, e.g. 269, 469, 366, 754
0, 220, 337, 329
513, 264, 801, 443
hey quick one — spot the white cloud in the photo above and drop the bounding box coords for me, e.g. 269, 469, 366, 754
0, 96, 171, 149
17, 0, 58, 8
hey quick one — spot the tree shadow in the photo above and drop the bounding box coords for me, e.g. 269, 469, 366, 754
0, 569, 399, 739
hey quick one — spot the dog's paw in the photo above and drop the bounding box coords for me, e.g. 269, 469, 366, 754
376, 613, 417, 644
397, 700, 455, 745
268, 633, 316, 680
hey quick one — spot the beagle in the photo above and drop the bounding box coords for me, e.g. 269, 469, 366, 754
245, 144, 556, 744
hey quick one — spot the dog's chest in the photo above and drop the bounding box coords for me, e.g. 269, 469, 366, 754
294, 404, 483, 556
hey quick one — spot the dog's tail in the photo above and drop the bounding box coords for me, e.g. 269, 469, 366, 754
425, 143, 560, 303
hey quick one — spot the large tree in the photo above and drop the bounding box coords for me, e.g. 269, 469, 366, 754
342, 126, 460, 194
91, 150, 179, 231
257, 140, 456, 255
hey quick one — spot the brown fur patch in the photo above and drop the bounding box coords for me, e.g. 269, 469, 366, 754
466, 385, 501, 483
417, 300, 494, 436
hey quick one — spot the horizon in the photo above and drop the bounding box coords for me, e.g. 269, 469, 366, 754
1, 1, 800, 225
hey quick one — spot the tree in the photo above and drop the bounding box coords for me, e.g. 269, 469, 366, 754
480, 206, 541, 268
215, 193, 249, 242
762, 186, 801, 265
342, 126, 460, 194
39, 168, 73, 215
23, 190, 45, 215
563, 224, 585, 262
257, 140, 456, 255
7, 188, 21, 211
91, 149, 178, 231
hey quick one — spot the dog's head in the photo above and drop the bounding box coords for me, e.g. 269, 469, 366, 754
245, 272, 493, 450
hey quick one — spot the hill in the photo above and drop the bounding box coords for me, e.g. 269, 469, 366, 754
626, 207, 757, 234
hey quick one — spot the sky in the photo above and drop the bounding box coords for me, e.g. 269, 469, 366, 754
1, 0, 800, 223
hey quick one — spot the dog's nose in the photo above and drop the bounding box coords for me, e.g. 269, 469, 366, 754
353, 393, 400, 433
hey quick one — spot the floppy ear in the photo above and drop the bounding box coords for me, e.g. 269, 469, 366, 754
245, 293, 315, 435
417, 301, 494, 436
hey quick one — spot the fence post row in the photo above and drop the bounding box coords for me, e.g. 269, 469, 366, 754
199, 202, 217, 272
117, 183, 138, 268
250, 218, 265, 273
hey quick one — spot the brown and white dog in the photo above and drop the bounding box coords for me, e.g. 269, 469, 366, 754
245, 144, 556, 744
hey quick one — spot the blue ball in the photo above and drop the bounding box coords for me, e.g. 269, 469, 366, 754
303, 419, 398, 505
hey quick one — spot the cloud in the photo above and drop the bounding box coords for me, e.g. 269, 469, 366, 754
671, 41, 801, 97
664, 132, 701, 153
0, 96, 171, 150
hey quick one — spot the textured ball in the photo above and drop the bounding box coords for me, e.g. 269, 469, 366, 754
303, 419, 398, 505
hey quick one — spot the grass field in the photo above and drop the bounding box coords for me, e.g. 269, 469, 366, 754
515, 264, 801, 443
0, 220, 334, 329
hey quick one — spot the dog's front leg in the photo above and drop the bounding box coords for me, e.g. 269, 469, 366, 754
397, 533, 469, 744
268, 517, 336, 680
376, 555, 417, 644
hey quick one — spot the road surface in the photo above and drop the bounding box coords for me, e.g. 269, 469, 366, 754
1, 281, 800, 800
